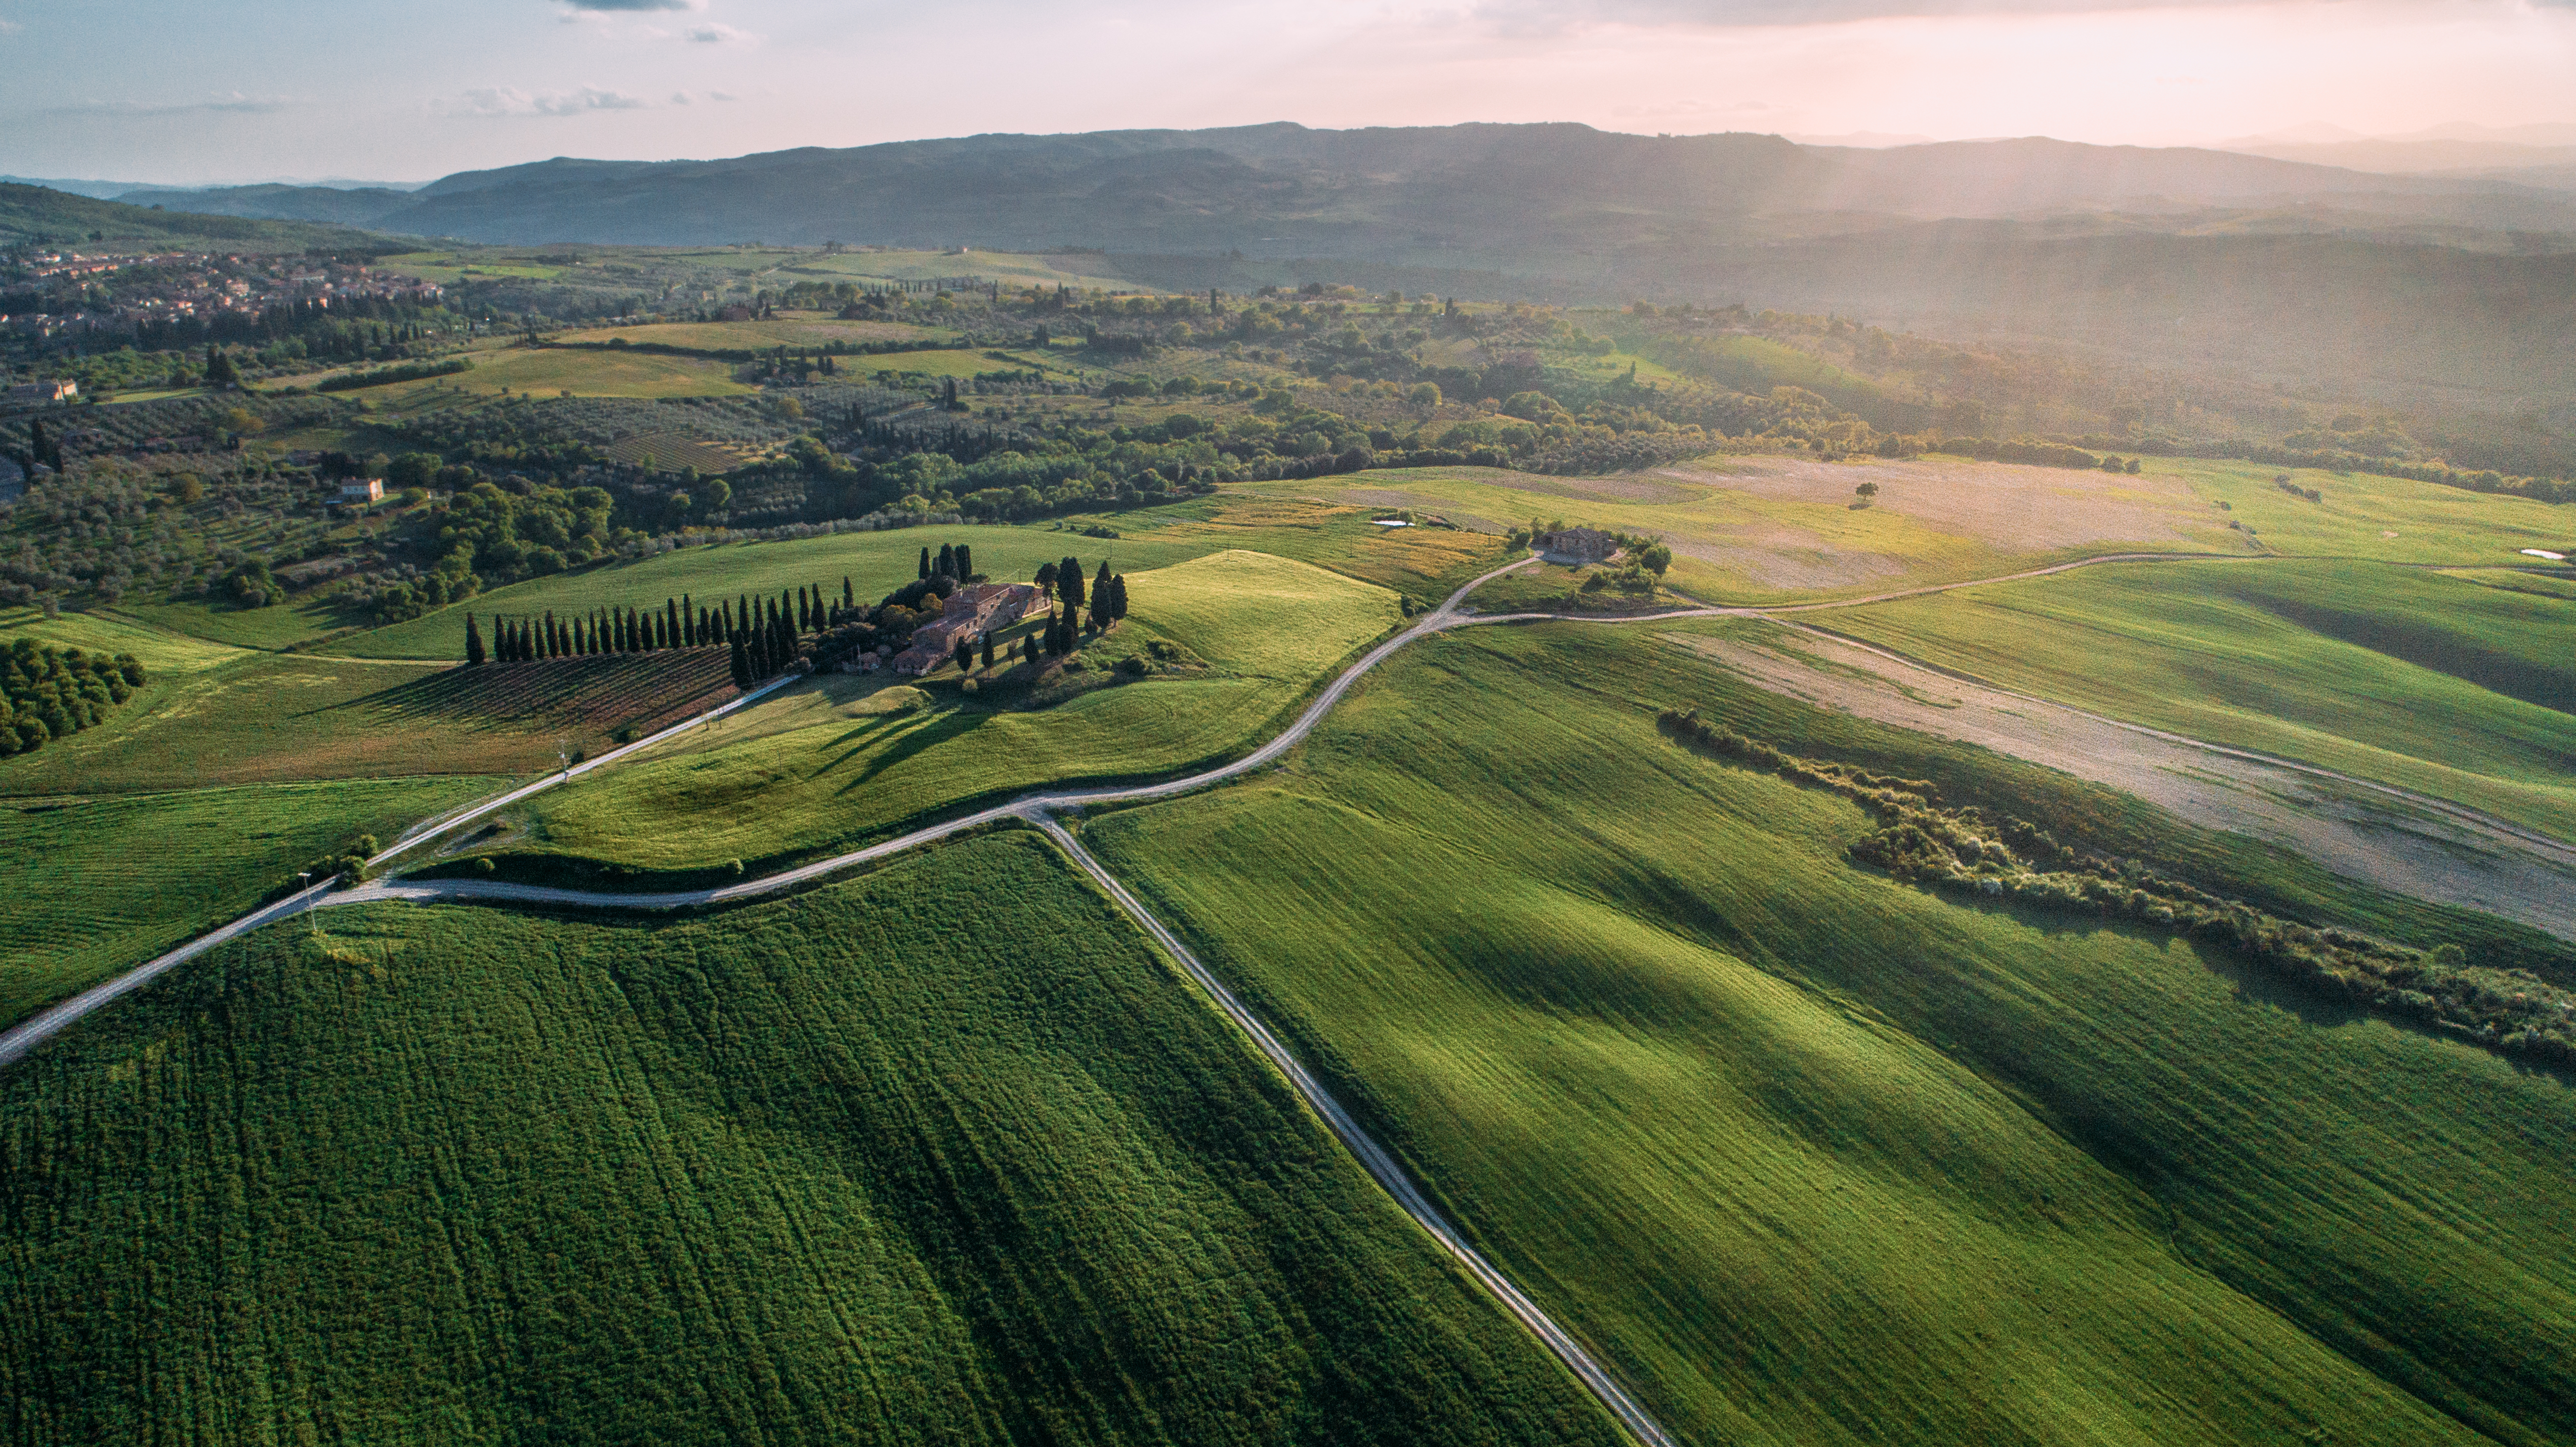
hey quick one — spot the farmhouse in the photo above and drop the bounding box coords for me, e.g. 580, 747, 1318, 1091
338, 477, 385, 504
6, 379, 77, 404
1534, 526, 1617, 566
891, 582, 1045, 675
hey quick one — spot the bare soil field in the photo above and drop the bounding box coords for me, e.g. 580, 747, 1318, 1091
1667, 619, 2576, 939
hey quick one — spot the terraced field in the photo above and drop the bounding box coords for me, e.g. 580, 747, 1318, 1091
0, 777, 497, 1029
0, 834, 1620, 1447
1081, 622, 2576, 1447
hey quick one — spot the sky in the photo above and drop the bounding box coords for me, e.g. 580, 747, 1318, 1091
1, 0, 2572, 185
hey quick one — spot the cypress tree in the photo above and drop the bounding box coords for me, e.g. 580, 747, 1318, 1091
667, 598, 681, 647
981, 631, 994, 669
1058, 556, 1085, 612
1109, 574, 1129, 620
544, 612, 560, 658
937, 543, 954, 579
729, 635, 751, 690
682, 594, 696, 646
465, 613, 485, 666
919, 546, 931, 580
958, 543, 973, 580
953, 636, 974, 673
843, 576, 854, 611
1036, 561, 1058, 591
798, 587, 812, 631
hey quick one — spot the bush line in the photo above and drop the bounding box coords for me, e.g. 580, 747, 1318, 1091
1656, 706, 2576, 1066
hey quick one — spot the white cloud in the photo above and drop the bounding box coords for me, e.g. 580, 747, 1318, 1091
685, 22, 755, 41
435, 86, 656, 117
554, 0, 700, 12
0, 18, 24, 36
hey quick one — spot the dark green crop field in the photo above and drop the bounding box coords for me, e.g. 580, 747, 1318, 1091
0, 832, 1619, 1447
1084, 624, 2576, 1447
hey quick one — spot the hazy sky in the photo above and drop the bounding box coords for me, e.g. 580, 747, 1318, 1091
2, 0, 2571, 183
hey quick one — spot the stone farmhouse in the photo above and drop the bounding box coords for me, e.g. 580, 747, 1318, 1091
1534, 526, 1617, 566
891, 582, 1046, 675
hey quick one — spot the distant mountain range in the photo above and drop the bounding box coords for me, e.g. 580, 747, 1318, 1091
11, 123, 2572, 406
99, 123, 2576, 259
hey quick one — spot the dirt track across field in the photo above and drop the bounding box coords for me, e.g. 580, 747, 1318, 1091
1671, 619, 2576, 940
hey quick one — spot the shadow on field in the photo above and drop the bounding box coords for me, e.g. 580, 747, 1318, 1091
828, 706, 992, 791
315, 651, 736, 735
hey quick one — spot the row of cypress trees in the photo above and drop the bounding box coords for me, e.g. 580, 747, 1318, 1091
465, 577, 862, 668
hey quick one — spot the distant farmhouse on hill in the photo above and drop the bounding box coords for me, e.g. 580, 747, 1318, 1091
1534, 527, 1617, 566
892, 582, 1046, 675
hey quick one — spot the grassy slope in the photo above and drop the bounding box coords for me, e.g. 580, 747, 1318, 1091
509, 550, 1399, 877
0, 606, 248, 676
0, 778, 498, 1029
1083, 624, 2576, 1447
2169, 458, 2574, 564
337, 526, 1222, 659
0, 834, 1618, 1447
1816, 559, 2576, 841
110, 594, 348, 651
1275, 461, 2242, 605
1088, 493, 1509, 607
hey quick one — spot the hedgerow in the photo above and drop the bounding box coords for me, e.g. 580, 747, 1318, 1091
1657, 706, 2576, 1065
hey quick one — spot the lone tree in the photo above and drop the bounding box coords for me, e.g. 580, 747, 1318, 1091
1854, 481, 1879, 500
465, 613, 486, 666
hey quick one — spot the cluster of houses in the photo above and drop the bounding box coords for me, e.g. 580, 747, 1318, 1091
3, 254, 443, 341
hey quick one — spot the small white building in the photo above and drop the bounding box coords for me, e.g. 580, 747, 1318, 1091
6, 379, 77, 404
338, 477, 385, 504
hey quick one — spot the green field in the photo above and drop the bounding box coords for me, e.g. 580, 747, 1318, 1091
1280, 458, 2254, 605
1087, 493, 1510, 608
1295, 454, 2562, 606
1082, 623, 2576, 1447
2166, 458, 2575, 563
1, 645, 737, 795
113, 593, 349, 651
392, 346, 753, 400
2443, 566, 2576, 602
0, 778, 497, 1029
0, 834, 1616, 1447
562, 316, 952, 351
338, 526, 1222, 660
0, 606, 248, 676
493, 550, 1399, 879
1814, 558, 2576, 841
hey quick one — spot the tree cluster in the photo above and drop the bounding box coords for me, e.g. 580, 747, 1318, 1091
0, 636, 145, 756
